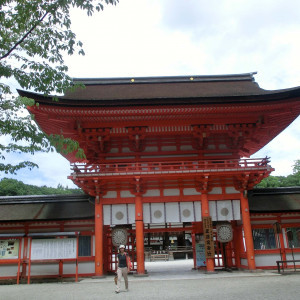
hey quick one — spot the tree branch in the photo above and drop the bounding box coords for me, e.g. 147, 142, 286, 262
0, 10, 49, 61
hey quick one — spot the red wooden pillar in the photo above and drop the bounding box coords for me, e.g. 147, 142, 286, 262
135, 193, 145, 274
192, 233, 197, 269
240, 192, 256, 270
201, 192, 214, 272
21, 223, 29, 279
95, 197, 104, 276
233, 223, 242, 269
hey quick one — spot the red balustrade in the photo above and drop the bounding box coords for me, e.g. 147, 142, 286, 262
70, 158, 272, 177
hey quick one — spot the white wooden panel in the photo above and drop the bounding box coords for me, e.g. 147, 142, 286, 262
120, 190, 135, 198
112, 204, 127, 225
219, 144, 228, 149
145, 146, 158, 152
63, 263, 76, 274
143, 189, 160, 197
180, 145, 193, 150
143, 203, 150, 223
208, 187, 222, 194
183, 188, 201, 195
78, 262, 95, 274
150, 203, 165, 223
209, 201, 217, 221
30, 264, 59, 275
180, 202, 194, 222
103, 205, 111, 225
241, 258, 248, 266
109, 148, 118, 153
216, 201, 233, 221
226, 187, 240, 194
128, 204, 135, 224
103, 191, 117, 198
161, 146, 177, 151
232, 200, 241, 220
122, 147, 131, 153
0, 265, 19, 276
255, 254, 280, 267
163, 189, 180, 196
194, 201, 202, 221
165, 202, 180, 222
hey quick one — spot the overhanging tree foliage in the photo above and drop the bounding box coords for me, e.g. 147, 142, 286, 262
0, 0, 118, 174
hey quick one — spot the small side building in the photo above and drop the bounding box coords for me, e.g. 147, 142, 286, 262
0, 187, 299, 282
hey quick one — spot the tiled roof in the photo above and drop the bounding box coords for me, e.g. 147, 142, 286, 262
17, 73, 300, 106
0, 188, 299, 221
0, 194, 94, 222
248, 187, 300, 212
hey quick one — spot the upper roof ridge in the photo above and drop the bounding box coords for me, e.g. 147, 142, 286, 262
73, 72, 257, 85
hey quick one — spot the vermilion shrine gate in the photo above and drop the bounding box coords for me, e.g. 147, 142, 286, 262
17, 73, 300, 276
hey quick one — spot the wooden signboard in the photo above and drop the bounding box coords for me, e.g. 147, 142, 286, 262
203, 216, 215, 259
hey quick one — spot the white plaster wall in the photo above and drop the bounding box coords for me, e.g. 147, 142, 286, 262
241, 258, 248, 266
120, 190, 135, 198
180, 202, 195, 222
30, 264, 59, 275
144, 146, 158, 152
285, 252, 300, 260
63, 263, 76, 274
143, 189, 160, 197
255, 254, 282, 267
150, 203, 165, 223
225, 187, 240, 194
0, 265, 19, 276
183, 188, 201, 195
209, 200, 240, 221
92, 236, 95, 256
208, 187, 222, 194
112, 204, 127, 225
194, 202, 202, 221
161, 146, 177, 151
121, 147, 131, 153
163, 189, 180, 196
103, 191, 117, 198
165, 203, 180, 223
219, 144, 228, 149
78, 262, 94, 274
109, 148, 118, 153
143, 203, 151, 224
180, 145, 193, 151
128, 204, 135, 224
103, 204, 135, 225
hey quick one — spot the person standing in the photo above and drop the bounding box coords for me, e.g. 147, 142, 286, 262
115, 245, 130, 293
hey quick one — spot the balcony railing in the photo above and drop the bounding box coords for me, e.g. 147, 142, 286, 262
70, 158, 272, 178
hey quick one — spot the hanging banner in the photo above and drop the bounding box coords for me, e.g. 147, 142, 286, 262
203, 216, 215, 259
31, 238, 77, 260
0, 239, 19, 259
195, 242, 206, 267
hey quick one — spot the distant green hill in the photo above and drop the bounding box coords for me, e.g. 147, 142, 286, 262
255, 160, 300, 188
0, 178, 83, 196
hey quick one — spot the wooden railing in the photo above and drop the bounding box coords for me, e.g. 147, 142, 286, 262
70, 158, 272, 177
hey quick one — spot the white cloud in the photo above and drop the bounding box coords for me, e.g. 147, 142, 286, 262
0, 151, 76, 188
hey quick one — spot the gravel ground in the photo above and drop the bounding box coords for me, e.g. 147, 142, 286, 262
1, 260, 299, 300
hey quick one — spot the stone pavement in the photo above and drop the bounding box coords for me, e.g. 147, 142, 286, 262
1, 260, 299, 300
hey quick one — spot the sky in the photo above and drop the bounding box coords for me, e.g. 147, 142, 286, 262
1, 0, 300, 188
